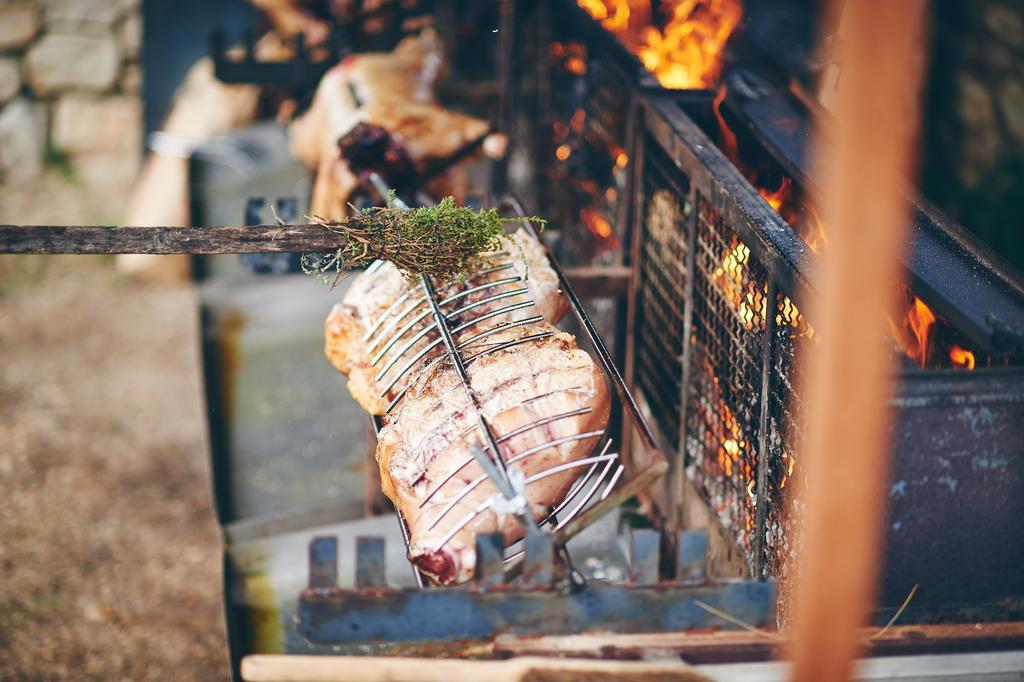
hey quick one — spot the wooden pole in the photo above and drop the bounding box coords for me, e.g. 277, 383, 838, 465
240, 654, 709, 682
0, 224, 351, 255
787, 2, 928, 681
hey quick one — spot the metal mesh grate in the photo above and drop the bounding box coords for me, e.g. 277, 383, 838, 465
545, 36, 631, 266
686, 196, 768, 559
634, 138, 689, 451
764, 291, 815, 600
509, 1, 636, 268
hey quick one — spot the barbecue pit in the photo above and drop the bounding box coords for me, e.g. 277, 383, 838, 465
2, 0, 1023, 678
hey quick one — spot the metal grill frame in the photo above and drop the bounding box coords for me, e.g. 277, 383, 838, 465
503, 0, 709, 269
626, 94, 814, 579
359, 179, 668, 587
629, 94, 1024, 623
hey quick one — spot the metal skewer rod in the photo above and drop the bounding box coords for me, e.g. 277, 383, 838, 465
0, 223, 354, 254
365, 172, 535, 531
419, 276, 521, 504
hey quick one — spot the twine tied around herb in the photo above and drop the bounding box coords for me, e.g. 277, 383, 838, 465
296, 197, 545, 288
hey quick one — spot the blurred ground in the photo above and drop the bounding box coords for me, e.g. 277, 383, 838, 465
0, 172, 228, 680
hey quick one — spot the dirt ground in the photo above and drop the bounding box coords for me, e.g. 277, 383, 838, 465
0, 173, 228, 680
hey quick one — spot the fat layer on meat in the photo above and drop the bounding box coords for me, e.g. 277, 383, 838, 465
375, 324, 610, 585
324, 227, 568, 414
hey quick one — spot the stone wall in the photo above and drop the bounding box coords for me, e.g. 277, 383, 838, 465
0, 0, 141, 185
922, 0, 1024, 271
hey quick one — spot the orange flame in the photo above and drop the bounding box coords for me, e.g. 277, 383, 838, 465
713, 85, 738, 161
889, 296, 937, 369
905, 297, 936, 368
565, 55, 587, 75
887, 295, 978, 370
800, 199, 828, 254
949, 345, 975, 370
714, 93, 975, 369
694, 355, 757, 540
713, 86, 828, 254
578, 0, 610, 21
712, 242, 761, 330
780, 452, 796, 489
711, 238, 812, 337
578, 0, 743, 89
759, 176, 792, 214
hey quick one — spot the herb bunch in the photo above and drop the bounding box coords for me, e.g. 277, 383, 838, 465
301, 197, 545, 287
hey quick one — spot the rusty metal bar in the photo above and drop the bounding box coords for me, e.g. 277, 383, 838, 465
753, 281, 778, 579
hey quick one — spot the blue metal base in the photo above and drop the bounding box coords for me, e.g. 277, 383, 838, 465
296, 529, 777, 646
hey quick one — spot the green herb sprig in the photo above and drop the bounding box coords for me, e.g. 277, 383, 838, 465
300, 197, 545, 287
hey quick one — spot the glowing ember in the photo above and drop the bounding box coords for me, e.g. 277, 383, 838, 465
780, 452, 796, 489
580, 207, 614, 238
555, 144, 572, 161
711, 238, 811, 336
565, 55, 587, 75
571, 109, 587, 132
693, 355, 757, 545
578, 0, 743, 89
712, 242, 762, 330
950, 345, 976, 370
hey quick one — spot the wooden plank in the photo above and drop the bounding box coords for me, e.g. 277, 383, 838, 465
563, 265, 632, 298
494, 622, 1024, 665
0, 224, 349, 255
240, 655, 710, 682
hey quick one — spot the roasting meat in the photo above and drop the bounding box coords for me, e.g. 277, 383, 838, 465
376, 323, 610, 584
290, 29, 505, 218
325, 227, 568, 415
324, 225, 611, 584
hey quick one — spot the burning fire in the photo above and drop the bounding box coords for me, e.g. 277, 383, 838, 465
903, 296, 935, 368
712, 85, 738, 160
780, 452, 796, 489
950, 345, 975, 370
758, 176, 791, 214
887, 293, 977, 370
578, 0, 743, 89
693, 355, 757, 539
711, 238, 812, 337
715, 88, 975, 369
712, 242, 762, 330
713, 86, 828, 254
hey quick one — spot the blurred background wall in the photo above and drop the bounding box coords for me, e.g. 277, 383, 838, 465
0, 0, 142, 190
922, 0, 1024, 271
